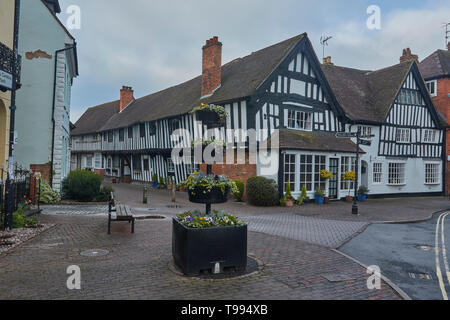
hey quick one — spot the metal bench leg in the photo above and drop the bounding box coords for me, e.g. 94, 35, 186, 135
108, 214, 111, 235
131, 218, 135, 234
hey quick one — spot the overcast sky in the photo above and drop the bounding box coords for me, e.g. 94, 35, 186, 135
57, 0, 450, 123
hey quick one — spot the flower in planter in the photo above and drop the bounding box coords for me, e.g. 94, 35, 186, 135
320, 169, 334, 180
176, 210, 245, 229
182, 171, 238, 195
190, 103, 229, 120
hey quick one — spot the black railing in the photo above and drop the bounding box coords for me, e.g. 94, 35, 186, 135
0, 40, 21, 90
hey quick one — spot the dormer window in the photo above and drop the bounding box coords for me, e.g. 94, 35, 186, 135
287, 110, 312, 131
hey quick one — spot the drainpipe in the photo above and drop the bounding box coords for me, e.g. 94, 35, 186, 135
50, 43, 77, 188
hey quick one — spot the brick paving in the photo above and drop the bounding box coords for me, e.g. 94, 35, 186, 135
243, 215, 367, 248
0, 214, 399, 300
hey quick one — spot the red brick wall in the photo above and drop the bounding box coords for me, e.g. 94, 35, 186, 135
431, 77, 450, 194
199, 153, 257, 200
94, 169, 105, 181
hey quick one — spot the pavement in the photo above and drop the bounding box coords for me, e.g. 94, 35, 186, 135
2, 183, 449, 300
340, 210, 450, 300
0, 214, 399, 300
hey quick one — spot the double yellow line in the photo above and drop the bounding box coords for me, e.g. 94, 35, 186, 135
435, 212, 450, 300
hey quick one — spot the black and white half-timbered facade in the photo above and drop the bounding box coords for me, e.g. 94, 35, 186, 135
71, 33, 447, 199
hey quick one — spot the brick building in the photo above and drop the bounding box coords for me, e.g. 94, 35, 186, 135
419, 44, 450, 194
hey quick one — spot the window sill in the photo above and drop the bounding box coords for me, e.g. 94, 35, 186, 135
424, 183, 440, 185
387, 183, 406, 186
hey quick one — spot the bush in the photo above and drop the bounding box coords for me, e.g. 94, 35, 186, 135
232, 180, 245, 202
62, 170, 102, 202
39, 180, 61, 204
246, 176, 279, 207
94, 185, 114, 202
13, 205, 37, 229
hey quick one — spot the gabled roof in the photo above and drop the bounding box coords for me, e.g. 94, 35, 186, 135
72, 101, 120, 136
98, 34, 306, 132
419, 49, 450, 80
269, 130, 364, 153
321, 61, 414, 123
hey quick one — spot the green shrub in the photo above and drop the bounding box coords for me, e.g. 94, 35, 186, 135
152, 173, 158, 183
13, 205, 38, 229
94, 185, 114, 202
157, 176, 167, 189
62, 170, 102, 202
232, 180, 245, 202
246, 176, 279, 207
39, 180, 61, 204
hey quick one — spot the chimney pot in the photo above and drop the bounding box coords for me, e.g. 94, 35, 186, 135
120, 86, 134, 111
201, 36, 222, 98
400, 47, 419, 63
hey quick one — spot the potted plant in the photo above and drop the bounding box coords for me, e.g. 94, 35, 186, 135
314, 187, 325, 205
343, 170, 356, 203
282, 183, 294, 207
173, 210, 247, 276
320, 169, 333, 203
296, 185, 309, 205
182, 171, 238, 204
357, 186, 369, 202
190, 103, 228, 125
152, 173, 159, 189
157, 176, 167, 190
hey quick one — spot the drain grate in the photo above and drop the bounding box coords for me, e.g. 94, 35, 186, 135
408, 272, 433, 280
80, 249, 109, 257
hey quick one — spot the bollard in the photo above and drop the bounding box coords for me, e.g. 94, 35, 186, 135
143, 186, 148, 204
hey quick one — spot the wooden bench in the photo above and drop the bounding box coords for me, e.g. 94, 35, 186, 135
108, 192, 135, 234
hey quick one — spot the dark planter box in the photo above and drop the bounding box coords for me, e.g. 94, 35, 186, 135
188, 186, 230, 204
314, 195, 324, 205
357, 194, 367, 202
196, 109, 225, 126
172, 218, 248, 276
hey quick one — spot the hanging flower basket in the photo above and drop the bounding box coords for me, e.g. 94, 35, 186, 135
191, 103, 228, 126
188, 186, 230, 204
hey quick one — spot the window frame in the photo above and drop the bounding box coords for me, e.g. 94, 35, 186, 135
426, 80, 437, 97
424, 162, 440, 185
395, 128, 411, 144
287, 110, 313, 132
372, 163, 383, 184
388, 162, 406, 186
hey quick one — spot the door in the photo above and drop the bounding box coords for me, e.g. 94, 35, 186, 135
329, 158, 339, 199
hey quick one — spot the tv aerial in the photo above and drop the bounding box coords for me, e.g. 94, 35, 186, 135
320, 36, 333, 61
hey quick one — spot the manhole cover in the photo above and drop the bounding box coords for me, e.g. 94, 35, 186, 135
135, 215, 166, 220
80, 249, 109, 257
408, 272, 433, 280
167, 205, 183, 209
322, 273, 358, 282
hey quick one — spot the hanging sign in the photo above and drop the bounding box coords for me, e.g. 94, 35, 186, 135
0, 69, 13, 90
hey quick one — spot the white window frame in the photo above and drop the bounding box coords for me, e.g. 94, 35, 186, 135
396, 128, 411, 144
426, 80, 437, 97
423, 129, 437, 143
388, 162, 406, 186
358, 126, 373, 138
372, 163, 382, 184
287, 110, 313, 132
424, 162, 440, 185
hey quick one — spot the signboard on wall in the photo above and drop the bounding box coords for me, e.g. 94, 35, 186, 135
0, 69, 13, 90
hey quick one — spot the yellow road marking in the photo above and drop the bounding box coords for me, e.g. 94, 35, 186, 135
435, 212, 449, 300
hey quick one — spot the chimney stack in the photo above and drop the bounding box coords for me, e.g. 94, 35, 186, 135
201, 36, 222, 98
400, 48, 419, 63
323, 56, 333, 66
120, 86, 134, 111
447, 42, 450, 51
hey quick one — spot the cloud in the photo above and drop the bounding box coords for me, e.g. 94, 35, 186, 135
59, 0, 450, 122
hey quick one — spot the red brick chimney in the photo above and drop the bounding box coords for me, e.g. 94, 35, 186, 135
400, 48, 419, 63
201, 36, 222, 98
120, 86, 134, 111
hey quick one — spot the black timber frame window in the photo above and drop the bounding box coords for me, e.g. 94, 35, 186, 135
149, 122, 156, 135
170, 119, 181, 132
132, 155, 142, 171
128, 126, 133, 139
103, 133, 107, 142
119, 129, 124, 142
108, 131, 113, 143
143, 158, 150, 171
140, 123, 146, 138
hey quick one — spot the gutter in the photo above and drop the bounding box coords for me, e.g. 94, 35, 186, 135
50, 44, 77, 187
